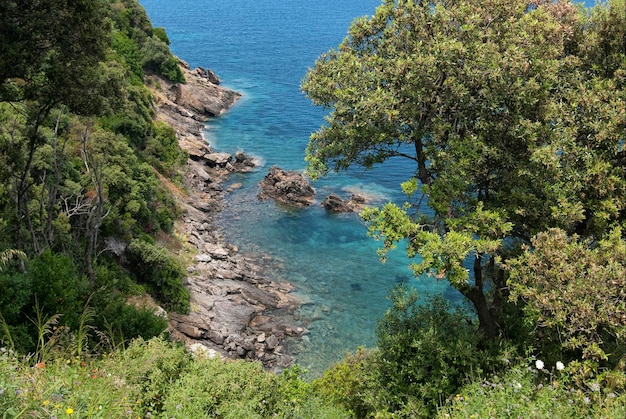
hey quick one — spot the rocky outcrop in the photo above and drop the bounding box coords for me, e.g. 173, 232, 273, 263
322, 193, 367, 213
151, 63, 302, 370
150, 62, 240, 158
258, 166, 315, 207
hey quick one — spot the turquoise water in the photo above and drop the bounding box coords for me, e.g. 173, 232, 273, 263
140, 0, 596, 374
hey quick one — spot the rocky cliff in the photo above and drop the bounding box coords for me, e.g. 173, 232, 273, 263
150, 61, 305, 370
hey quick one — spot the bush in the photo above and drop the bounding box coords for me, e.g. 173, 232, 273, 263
126, 239, 189, 312
141, 36, 185, 83
374, 286, 502, 417
161, 356, 276, 418
153, 27, 170, 45
144, 120, 187, 177
120, 337, 192, 414
438, 360, 626, 419
312, 347, 387, 417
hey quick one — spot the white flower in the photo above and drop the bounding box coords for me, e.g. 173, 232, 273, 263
535, 359, 545, 370
556, 361, 565, 371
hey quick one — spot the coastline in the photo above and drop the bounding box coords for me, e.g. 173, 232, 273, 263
149, 61, 306, 370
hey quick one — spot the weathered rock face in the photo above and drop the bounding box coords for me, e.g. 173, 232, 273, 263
322, 193, 368, 213
258, 166, 315, 207
150, 64, 241, 157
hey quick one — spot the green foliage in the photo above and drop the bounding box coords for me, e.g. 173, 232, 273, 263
153, 27, 171, 45
142, 36, 185, 83
111, 29, 144, 82
375, 287, 502, 417
303, 0, 626, 345
162, 355, 276, 417
145, 120, 188, 177
438, 361, 626, 419
508, 228, 626, 364
312, 347, 386, 417
126, 239, 190, 312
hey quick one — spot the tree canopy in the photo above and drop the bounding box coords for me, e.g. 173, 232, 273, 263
302, 0, 625, 349
0, 0, 188, 353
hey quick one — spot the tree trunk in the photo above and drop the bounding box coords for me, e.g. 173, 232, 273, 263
459, 254, 498, 339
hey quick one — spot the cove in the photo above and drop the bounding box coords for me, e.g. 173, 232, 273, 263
140, 0, 451, 375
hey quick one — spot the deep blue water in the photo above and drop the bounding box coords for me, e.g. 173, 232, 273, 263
140, 0, 597, 374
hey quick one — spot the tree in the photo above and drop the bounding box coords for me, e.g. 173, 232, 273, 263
0, 0, 122, 254
302, 0, 625, 338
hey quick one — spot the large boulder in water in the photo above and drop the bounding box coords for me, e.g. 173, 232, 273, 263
258, 166, 315, 207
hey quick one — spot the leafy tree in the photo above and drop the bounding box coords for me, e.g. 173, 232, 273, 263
302, 0, 626, 340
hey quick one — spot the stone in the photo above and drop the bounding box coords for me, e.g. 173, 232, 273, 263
154, 61, 303, 371
188, 343, 221, 359
204, 152, 232, 167
322, 192, 368, 213
265, 334, 279, 350
195, 253, 211, 263
322, 193, 352, 212
179, 324, 203, 339
258, 166, 315, 207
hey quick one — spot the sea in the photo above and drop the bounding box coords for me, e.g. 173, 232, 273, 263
140, 0, 597, 375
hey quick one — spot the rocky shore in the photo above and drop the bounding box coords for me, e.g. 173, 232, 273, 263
149, 61, 307, 370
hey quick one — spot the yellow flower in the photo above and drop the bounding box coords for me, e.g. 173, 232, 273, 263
43, 400, 50, 406
66, 407, 74, 414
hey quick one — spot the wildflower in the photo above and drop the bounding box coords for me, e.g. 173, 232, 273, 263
535, 359, 545, 370
66, 407, 74, 415
556, 361, 565, 371
35, 361, 45, 369
43, 400, 50, 406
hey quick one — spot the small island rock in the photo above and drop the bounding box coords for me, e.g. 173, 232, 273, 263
258, 166, 315, 207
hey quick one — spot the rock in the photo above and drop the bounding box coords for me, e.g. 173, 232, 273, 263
205, 68, 220, 85
204, 152, 232, 167
211, 300, 256, 334
351, 193, 366, 204
258, 166, 315, 207
168, 80, 239, 118
153, 61, 305, 371
265, 334, 279, 350
322, 192, 368, 213
188, 343, 221, 359
179, 324, 203, 339
195, 253, 211, 263
204, 243, 230, 259
322, 193, 352, 212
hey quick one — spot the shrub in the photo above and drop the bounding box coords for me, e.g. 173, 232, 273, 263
126, 239, 189, 312
438, 360, 626, 419
144, 120, 187, 177
312, 347, 387, 417
141, 36, 185, 83
119, 337, 192, 414
161, 356, 277, 418
375, 286, 502, 417
153, 27, 171, 45
275, 365, 352, 418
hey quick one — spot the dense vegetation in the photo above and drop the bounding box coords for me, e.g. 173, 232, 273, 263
301, 0, 625, 416
0, 0, 188, 354
1, 0, 625, 418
